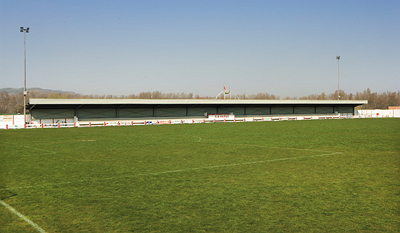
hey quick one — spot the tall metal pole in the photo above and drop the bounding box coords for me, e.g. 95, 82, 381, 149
336, 56, 340, 100
20, 27, 29, 123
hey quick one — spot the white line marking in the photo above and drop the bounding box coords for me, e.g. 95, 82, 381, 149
2, 150, 342, 191
0, 200, 46, 233
3, 142, 56, 155
148, 151, 342, 175
186, 133, 202, 142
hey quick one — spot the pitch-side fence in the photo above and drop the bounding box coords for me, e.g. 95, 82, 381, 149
0, 114, 387, 129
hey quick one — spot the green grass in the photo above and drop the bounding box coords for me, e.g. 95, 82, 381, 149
1, 119, 399, 232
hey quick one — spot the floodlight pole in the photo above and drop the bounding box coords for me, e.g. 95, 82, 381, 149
336, 56, 340, 100
20, 27, 29, 123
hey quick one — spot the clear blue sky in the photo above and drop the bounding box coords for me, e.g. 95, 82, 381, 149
1, 0, 399, 97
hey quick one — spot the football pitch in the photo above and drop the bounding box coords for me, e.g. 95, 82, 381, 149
1, 118, 399, 232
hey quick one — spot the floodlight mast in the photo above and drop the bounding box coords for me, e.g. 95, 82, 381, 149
20, 27, 29, 124
336, 56, 340, 100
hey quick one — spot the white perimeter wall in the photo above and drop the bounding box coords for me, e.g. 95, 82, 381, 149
0, 115, 26, 128
356, 109, 400, 118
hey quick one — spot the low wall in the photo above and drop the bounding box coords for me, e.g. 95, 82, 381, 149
0, 115, 26, 129
356, 109, 400, 118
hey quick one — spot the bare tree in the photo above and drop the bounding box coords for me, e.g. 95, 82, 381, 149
0, 88, 399, 114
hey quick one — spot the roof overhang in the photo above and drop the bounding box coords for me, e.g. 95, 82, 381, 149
28, 98, 368, 106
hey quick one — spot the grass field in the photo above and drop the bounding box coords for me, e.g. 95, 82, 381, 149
1, 118, 399, 232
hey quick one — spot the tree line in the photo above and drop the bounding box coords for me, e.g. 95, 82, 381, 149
0, 88, 399, 114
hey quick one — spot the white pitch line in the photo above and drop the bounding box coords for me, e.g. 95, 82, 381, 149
3, 142, 56, 155
2, 151, 342, 191
0, 200, 46, 233
147, 151, 342, 175
186, 134, 202, 142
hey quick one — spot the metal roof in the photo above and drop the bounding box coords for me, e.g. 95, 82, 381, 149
28, 98, 368, 105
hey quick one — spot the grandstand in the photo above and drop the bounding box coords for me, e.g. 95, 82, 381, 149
27, 99, 367, 123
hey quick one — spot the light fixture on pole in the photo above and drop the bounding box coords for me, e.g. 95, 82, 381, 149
336, 55, 340, 100
20, 27, 29, 123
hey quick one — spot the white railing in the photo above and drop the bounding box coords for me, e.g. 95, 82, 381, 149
2, 113, 390, 129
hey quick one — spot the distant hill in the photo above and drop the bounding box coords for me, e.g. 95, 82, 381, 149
0, 87, 78, 95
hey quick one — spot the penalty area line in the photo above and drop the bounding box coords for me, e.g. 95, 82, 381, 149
3, 150, 342, 191
149, 151, 343, 175
0, 200, 46, 233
